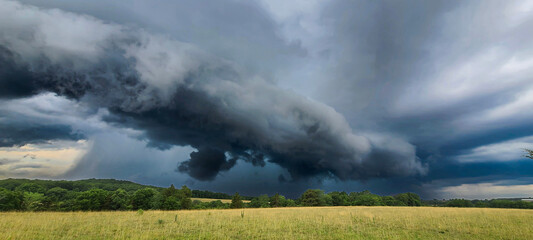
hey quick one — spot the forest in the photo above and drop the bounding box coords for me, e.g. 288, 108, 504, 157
0, 178, 532, 211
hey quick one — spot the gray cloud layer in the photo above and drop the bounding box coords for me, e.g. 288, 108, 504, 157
0, 1, 425, 183
317, 0, 533, 154
311, 0, 533, 197
2, 0, 533, 199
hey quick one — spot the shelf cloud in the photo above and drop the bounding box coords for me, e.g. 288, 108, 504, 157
0, 0, 425, 183
1, 0, 533, 199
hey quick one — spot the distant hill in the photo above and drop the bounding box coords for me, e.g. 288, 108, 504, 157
0, 178, 252, 200
0, 178, 161, 192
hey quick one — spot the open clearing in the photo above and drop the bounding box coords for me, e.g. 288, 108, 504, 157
1, 206, 532, 239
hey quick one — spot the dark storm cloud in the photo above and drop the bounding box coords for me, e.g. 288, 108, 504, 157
424, 160, 533, 183
0, 92, 87, 147
322, 0, 533, 144
0, 1, 425, 183
4, 0, 532, 198
313, 0, 533, 189
278, 174, 287, 183
61, 132, 311, 198
0, 116, 83, 147
318, 0, 464, 133
177, 148, 236, 181
18, 0, 305, 77
0, 46, 40, 98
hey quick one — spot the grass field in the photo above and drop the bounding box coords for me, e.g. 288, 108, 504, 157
191, 198, 251, 203
1, 206, 532, 239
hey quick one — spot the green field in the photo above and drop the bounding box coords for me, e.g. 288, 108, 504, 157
1, 206, 532, 239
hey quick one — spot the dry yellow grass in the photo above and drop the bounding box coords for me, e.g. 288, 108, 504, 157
1, 206, 532, 239
191, 198, 250, 203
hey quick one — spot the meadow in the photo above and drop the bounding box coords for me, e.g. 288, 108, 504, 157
1, 206, 532, 239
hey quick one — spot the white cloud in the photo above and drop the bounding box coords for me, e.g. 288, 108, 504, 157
456, 136, 533, 162
0, 140, 89, 178
0, 93, 130, 137
0, 0, 121, 68
439, 181, 533, 199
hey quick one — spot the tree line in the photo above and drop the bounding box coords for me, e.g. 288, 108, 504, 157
0, 179, 200, 211
236, 190, 422, 209
0, 178, 421, 211
1, 178, 532, 211
424, 198, 533, 209
0, 182, 193, 211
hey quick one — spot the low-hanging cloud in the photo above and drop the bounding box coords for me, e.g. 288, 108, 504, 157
177, 148, 237, 181
0, 0, 426, 182
0, 121, 83, 147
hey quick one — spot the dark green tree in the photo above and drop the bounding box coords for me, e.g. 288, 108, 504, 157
75, 189, 111, 211
16, 183, 46, 194
300, 189, 326, 206
348, 191, 372, 205
177, 185, 192, 209
110, 189, 129, 210
270, 193, 280, 207
446, 199, 474, 207
180, 197, 192, 210
191, 200, 204, 209
249, 196, 264, 208
162, 184, 179, 197
285, 199, 297, 207
270, 193, 282, 207
257, 194, 270, 208
0, 188, 23, 211
209, 200, 227, 209
162, 196, 181, 210
131, 188, 157, 210
353, 192, 382, 206
471, 200, 488, 208
394, 193, 421, 206
230, 192, 244, 209
23, 192, 46, 211
323, 193, 333, 206
159, 184, 192, 210
382, 196, 401, 206
150, 192, 164, 209
180, 185, 192, 198
45, 187, 68, 202
329, 191, 349, 206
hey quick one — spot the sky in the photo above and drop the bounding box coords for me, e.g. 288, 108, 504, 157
1, 0, 533, 199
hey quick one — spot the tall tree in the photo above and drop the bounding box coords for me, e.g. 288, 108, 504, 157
110, 189, 129, 210
300, 189, 326, 206
162, 184, 178, 197
75, 189, 111, 211
230, 192, 244, 209
353, 193, 382, 206
329, 191, 349, 206
131, 188, 156, 210
394, 193, 421, 206
0, 188, 23, 211
270, 193, 281, 207
161, 196, 180, 210
16, 183, 46, 194
45, 187, 68, 202
180, 197, 192, 210
180, 185, 192, 198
